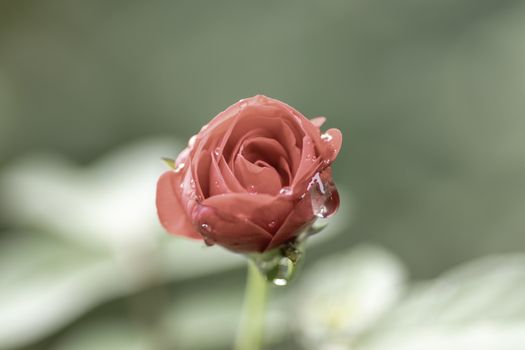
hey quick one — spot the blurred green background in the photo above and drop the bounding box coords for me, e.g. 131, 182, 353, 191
1, 0, 525, 349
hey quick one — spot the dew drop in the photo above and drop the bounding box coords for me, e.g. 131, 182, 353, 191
200, 222, 214, 246
270, 257, 294, 286
214, 147, 221, 157
279, 186, 293, 196
307, 173, 326, 194
203, 237, 215, 247
200, 223, 211, 233
248, 185, 257, 194
273, 278, 288, 286
307, 172, 339, 218
321, 133, 333, 142
268, 220, 277, 229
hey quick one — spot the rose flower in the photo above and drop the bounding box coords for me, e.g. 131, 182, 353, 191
156, 95, 342, 253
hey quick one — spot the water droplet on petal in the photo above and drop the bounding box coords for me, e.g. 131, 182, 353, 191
214, 147, 221, 157
268, 220, 277, 229
321, 133, 333, 142
279, 187, 293, 196
200, 223, 211, 233
203, 237, 215, 247
248, 185, 257, 194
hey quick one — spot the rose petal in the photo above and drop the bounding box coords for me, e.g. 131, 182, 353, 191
234, 154, 282, 195
156, 171, 202, 239
193, 203, 273, 252
209, 155, 231, 196
292, 135, 319, 191
200, 193, 293, 235
266, 193, 315, 250
241, 137, 288, 166
192, 151, 212, 199
322, 128, 343, 164
218, 155, 246, 192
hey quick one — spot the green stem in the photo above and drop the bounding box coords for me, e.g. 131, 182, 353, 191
234, 260, 268, 350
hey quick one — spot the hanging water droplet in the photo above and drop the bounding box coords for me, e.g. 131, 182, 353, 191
307, 172, 339, 218
321, 189, 340, 218
307, 173, 326, 194
270, 257, 294, 286
250, 242, 304, 287
321, 132, 333, 142
203, 237, 215, 246
273, 278, 288, 286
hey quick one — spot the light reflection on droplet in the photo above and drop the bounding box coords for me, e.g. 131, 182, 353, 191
321, 133, 333, 142
279, 187, 293, 196
272, 278, 288, 286
214, 147, 221, 156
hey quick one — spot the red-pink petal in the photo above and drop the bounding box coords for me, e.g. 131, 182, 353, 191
266, 193, 315, 250
234, 155, 283, 195
156, 171, 202, 240
200, 193, 293, 234
322, 128, 343, 163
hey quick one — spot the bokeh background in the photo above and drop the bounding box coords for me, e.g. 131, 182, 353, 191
1, 1, 525, 349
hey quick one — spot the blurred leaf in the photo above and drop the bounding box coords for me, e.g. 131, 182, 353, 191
51, 316, 150, 350
359, 254, 525, 350
291, 245, 407, 350
0, 232, 123, 350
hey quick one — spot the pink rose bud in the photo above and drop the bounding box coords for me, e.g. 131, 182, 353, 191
156, 95, 342, 253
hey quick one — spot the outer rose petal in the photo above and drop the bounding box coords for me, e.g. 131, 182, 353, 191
322, 128, 343, 163
199, 193, 293, 234
156, 171, 202, 239
193, 202, 273, 252
266, 193, 315, 250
